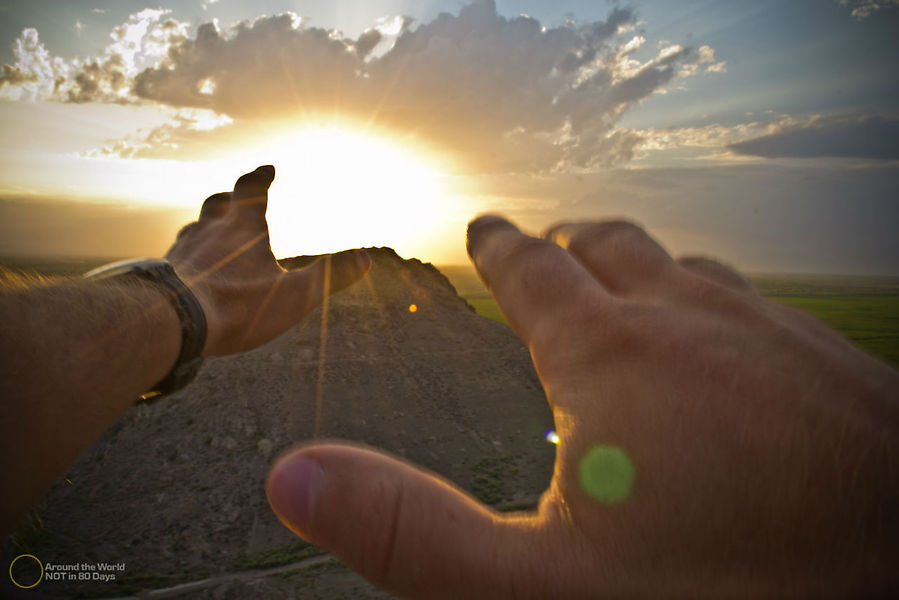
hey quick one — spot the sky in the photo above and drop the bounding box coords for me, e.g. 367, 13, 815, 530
0, 0, 897, 273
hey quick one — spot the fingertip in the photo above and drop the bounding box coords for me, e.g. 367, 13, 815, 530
466, 214, 517, 257
541, 222, 574, 243
234, 165, 275, 195
266, 449, 324, 538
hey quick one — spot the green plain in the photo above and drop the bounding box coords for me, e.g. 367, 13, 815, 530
439, 266, 899, 369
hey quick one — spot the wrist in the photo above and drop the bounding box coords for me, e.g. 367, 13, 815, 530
85, 259, 206, 400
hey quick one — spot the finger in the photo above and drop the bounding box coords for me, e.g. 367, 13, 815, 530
545, 221, 675, 296
198, 192, 231, 221
266, 443, 544, 599
466, 215, 610, 348
176, 222, 199, 240
281, 249, 372, 316
231, 165, 275, 221
677, 256, 754, 292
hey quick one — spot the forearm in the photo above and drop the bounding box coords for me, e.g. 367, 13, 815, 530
0, 278, 180, 536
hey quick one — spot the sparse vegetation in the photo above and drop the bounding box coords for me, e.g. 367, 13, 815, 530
233, 539, 325, 570
769, 295, 899, 366
470, 455, 520, 505
496, 501, 537, 513
71, 571, 202, 598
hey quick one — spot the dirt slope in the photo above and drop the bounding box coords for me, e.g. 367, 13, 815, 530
5, 248, 556, 599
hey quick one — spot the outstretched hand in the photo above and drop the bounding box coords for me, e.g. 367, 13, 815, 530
166, 165, 371, 356
266, 216, 898, 597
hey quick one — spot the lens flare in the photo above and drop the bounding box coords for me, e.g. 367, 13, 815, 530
544, 430, 560, 445
578, 445, 635, 504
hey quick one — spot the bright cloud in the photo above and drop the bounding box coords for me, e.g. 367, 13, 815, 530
0, 9, 190, 104
0, 1, 722, 174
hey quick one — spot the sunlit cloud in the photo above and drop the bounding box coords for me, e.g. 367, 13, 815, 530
0, 8, 190, 104
0, 1, 722, 174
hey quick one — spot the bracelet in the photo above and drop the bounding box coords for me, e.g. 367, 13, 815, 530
84, 259, 206, 402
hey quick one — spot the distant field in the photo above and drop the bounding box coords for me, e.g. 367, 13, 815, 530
0, 255, 121, 281
439, 265, 899, 368
2, 256, 896, 368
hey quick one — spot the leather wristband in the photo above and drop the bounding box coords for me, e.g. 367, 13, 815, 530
84, 259, 207, 402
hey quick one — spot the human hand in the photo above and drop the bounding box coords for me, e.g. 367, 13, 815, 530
266, 217, 898, 597
166, 165, 370, 356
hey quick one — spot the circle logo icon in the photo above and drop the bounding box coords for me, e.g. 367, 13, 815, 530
9, 554, 43, 589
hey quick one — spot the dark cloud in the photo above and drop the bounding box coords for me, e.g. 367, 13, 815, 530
728, 114, 899, 160
464, 163, 899, 274
0, 63, 36, 87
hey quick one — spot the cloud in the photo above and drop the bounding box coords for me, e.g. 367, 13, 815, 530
0, 64, 36, 88
1, 1, 720, 173
728, 113, 899, 160
839, 0, 899, 18
0, 9, 189, 104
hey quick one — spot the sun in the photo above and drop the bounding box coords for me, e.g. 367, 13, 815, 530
251, 123, 457, 260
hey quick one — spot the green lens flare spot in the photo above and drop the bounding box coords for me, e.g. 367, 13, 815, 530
578, 445, 635, 504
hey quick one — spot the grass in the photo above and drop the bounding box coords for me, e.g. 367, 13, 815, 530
769, 295, 899, 366
467, 298, 508, 325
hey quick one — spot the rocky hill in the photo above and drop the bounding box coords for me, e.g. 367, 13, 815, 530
5, 248, 556, 599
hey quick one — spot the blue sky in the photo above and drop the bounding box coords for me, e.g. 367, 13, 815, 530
0, 0, 897, 272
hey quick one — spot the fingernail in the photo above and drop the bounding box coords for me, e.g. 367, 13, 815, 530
267, 455, 323, 533
466, 215, 515, 257
467, 215, 511, 236
354, 249, 372, 271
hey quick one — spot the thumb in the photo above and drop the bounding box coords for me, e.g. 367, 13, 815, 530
284, 249, 371, 316
266, 443, 543, 599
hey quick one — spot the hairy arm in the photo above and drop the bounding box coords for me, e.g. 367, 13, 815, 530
0, 165, 370, 538
0, 278, 181, 535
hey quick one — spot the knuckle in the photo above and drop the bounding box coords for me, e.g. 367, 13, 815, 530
496, 237, 563, 288
532, 297, 645, 374
199, 192, 231, 219
678, 256, 752, 290
176, 221, 199, 239
573, 220, 649, 249
570, 221, 671, 268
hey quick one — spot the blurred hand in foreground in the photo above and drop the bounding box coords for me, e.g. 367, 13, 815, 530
267, 216, 898, 597
1, 165, 371, 537
167, 165, 371, 355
